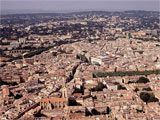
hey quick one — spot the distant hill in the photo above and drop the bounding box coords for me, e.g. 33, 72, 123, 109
1, 9, 159, 16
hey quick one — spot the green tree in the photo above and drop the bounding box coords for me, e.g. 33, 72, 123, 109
137, 77, 150, 83
140, 92, 150, 103
142, 87, 152, 91
128, 33, 132, 39
76, 54, 88, 63
91, 82, 106, 91
52, 52, 57, 56
134, 88, 139, 92
140, 92, 159, 103
91, 108, 100, 115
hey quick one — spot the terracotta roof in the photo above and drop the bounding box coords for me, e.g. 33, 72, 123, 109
41, 98, 67, 103
0, 57, 10, 61
69, 113, 85, 118
72, 93, 82, 97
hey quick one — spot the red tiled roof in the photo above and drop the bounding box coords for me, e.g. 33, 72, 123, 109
41, 98, 67, 103
69, 113, 85, 118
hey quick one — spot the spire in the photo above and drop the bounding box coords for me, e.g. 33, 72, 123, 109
63, 78, 66, 88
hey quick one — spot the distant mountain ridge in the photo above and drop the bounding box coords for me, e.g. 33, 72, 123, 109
1, 9, 159, 16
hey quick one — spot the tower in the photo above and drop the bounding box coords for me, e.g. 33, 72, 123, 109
61, 79, 68, 98
22, 53, 27, 66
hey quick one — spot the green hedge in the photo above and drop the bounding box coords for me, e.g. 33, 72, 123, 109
96, 70, 160, 77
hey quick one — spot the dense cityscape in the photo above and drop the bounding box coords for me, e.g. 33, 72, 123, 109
0, 11, 160, 120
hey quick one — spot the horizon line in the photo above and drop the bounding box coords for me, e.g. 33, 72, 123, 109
1, 9, 160, 16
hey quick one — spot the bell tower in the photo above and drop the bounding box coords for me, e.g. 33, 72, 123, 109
61, 79, 68, 98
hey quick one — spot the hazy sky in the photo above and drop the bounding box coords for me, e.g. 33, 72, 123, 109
1, 0, 160, 14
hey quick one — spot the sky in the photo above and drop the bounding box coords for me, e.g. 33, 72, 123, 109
0, 0, 160, 14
